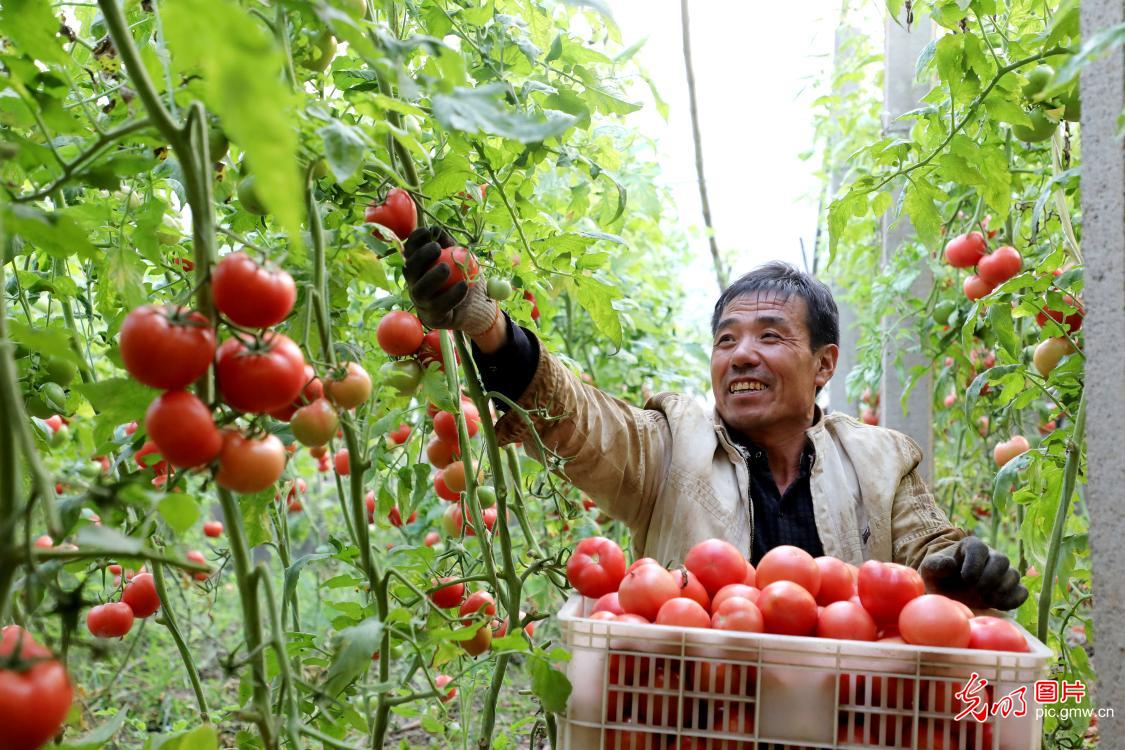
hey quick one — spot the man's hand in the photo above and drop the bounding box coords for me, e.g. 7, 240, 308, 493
402, 226, 498, 336
919, 536, 1028, 611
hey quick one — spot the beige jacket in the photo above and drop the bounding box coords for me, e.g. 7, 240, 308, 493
494, 346, 966, 569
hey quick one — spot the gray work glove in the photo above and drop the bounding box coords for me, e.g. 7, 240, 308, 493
919, 536, 1028, 611
402, 226, 498, 336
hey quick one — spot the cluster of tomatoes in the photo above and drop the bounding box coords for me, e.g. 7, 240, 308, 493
567, 538, 1028, 749
427, 580, 534, 659
85, 567, 167, 639
943, 231, 1023, 302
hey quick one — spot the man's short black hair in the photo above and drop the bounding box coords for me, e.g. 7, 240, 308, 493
710, 261, 840, 351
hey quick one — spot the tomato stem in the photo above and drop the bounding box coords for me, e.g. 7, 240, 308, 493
152, 562, 210, 722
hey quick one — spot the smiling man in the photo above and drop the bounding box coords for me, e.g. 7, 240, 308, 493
403, 227, 1027, 611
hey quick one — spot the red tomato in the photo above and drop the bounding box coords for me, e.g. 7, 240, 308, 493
814, 556, 855, 605
87, 601, 134, 638
857, 560, 924, 625
635, 667, 682, 726
268, 366, 323, 421
433, 405, 481, 443
324, 362, 372, 410
215, 431, 287, 493
711, 583, 760, 611
430, 578, 465, 609
683, 538, 749, 596
898, 595, 971, 648
144, 390, 221, 469
426, 437, 459, 468
387, 506, 416, 527
211, 251, 296, 328
757, 581, 818, 635
602, 725, 666, 750
290, 398, 340, 447
977, 246, 1021, 286
216, 333, 306, 413
968, 616, 1028, 652
389, 423, 412, 445
943, 232, 987, 268
963, 274, 995, 301
756, 545, 821, 597
435, 674, 456, 702
668, 567, 710, 611
626, 557, 660, 575
418, 329, 458, 370
523, 290, 540, 322
567, 536, 627, 599
459, 590, 496, 624
1036, 294, 1084, 332
186, 550, 210, 581
43, 415, 64, 433
655, 597, 710, 629
618, 563, 681, 621
711, 596, 764, 632
424, 530, 440, 547
433, 471, 460, 502
742, 563, 757, 586
334, 448, 350, 476
816, 600, 877, 641
203, 521, 223, 538
459, 623, 492, 656
0, 626, 73, 750
588, 611, 616, 621
376, 311, 425, 356
122, 572, 160, 617
119, 305, 215, 390
590, 592, 626, 616
434, 246, 480, 292
441, 503, 464, 537
365, 188, 417, 241
442, 461, 467, 493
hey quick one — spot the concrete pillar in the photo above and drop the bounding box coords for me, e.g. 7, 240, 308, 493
827, 25, 860, 416
879, 12, 934, 482
1081, 0, 1125, 733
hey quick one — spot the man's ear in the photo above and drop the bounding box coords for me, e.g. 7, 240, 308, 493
814, 343, 839, 388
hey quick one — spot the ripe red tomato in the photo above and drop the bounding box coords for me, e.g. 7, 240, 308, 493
814, 556, 855, 605
433, 405, 481, 443
816, 600, 877, 641
435, 674, 456, 702
423, 530, 440, 547
144, 390, 221, 468
669, 567, 710, 610
215, 431, 287, 493
186, 550, 210, 581
463, 506, 497, 536
963, 274, 994, 301
618, 563, 680, 621
426, 437, 459, 468
523, 290, 540, 322
387, 506, 416, 527
216, 333, 306, 413
943, 232, 987, 268
967, 616, 1028, 652
203, 521, 223, 537
87, 601, 134, 638
1036, 294, 1084, 332
757, 581, 818, 635
376, 311, 425, 357
334, 448, 350, 476
858, 560, 924, 625
433, 471, 460, 502
122, 572, 160, 617
683, 538, 749, 596
459, 590, 496, 623
711, 596, 765, 632
268, 366, 323, 421
566, 536, 627, 599
442, 461, 467, 493
898, 595, 971, 648
0, 626, 73, 750
626, 557, 660, 574
119, 305, 215, 389
756, 545, 821, 596
323, 362, 372, 410
711, 583, 759, 611
211, 251, 296, 328
976, 246, 1022, 286
590, 592, 626, 616
365, 188, 417, 241
388, 423, 411, 445
459, 624, 492, 657
434, 246, 480, 292
290, 398, 339, 447
430, 577, 465, 609
655, 597, 710, 629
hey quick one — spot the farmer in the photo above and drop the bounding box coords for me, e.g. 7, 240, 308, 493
402, 227, 1027, 611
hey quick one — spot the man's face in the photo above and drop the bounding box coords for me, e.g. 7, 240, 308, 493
710, 291, 838, 437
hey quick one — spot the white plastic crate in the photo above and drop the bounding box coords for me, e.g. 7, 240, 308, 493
557, 595, 1052, 750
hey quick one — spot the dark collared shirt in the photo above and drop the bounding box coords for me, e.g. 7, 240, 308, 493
472, 317, 826, 564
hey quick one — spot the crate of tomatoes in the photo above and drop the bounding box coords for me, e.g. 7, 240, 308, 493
558, 537, 1051, 750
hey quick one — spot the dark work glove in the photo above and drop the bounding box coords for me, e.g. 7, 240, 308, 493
919, 536, 1028, 611
402, 226, 498, 335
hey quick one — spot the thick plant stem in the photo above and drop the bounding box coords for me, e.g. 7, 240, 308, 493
152, 562, 210, 722
218, 489, 277, 748
1037, 391, 1086, 645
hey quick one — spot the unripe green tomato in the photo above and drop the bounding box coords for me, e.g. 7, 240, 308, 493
381, 360, 422, 395
42, 382, 68, 412
208, 125, 229, 162
1012, 107, 1057, 142
49, 424, 70, 447
237, 176, 268, 215
1022, 65, 1054, 102
476, 486, 497, 508
339, 0, 367, 19
933, 300, 956, 325
43, 357, 77, 387
486, 278, 513, 301
298, 32, 337, 73
310, 158, 329, 180
155, 219, 181, 245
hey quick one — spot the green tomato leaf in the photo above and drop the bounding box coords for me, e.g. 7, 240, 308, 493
527, 653, 572, 713
576, 276, 622, 347
146, 725, 218, 750
432, 85, 577, 144
157, 493, 201, 535
56, 711, 127, 750
319, 120, 369, 182
0, 0, 69, 66
323, 617, 384, 697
